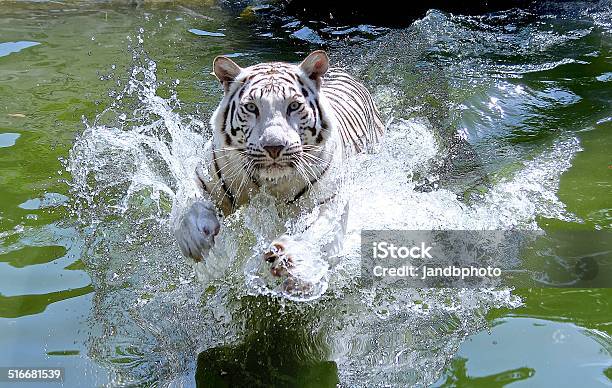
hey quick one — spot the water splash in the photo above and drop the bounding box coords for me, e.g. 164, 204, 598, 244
66, 21, 583, 386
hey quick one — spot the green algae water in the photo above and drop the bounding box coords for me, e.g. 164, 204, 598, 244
0, 1, 610, 386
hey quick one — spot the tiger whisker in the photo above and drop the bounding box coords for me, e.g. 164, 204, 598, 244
233, 159, 254, 199
298, 156, 321, 183
208, 153, 249, 201
299, 152, 328, 166
292, 160, 313, 194
294, 155, 318, 182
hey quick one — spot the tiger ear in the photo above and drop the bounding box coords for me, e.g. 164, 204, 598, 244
299, 50, 329, 84
212, 56, 242, 92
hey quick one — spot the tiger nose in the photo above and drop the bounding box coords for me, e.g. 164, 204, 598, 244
263, 145, 284, 159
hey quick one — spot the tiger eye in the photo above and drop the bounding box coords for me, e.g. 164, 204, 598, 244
288, 101, 300, 111
245, 102, 258, 113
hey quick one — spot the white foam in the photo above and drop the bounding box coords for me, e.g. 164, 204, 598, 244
68, 49, 581, 386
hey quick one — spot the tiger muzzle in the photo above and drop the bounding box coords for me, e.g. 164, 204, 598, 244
263, 144, 284, 159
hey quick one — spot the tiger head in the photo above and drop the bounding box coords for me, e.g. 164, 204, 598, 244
210, 51, 336, 184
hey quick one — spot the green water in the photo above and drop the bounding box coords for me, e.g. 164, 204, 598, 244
0, 1, 610, 387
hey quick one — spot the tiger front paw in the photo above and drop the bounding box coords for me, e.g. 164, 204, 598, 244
263, 237, 294, 278
262, 236, 318, 298
175, 201, 220, 262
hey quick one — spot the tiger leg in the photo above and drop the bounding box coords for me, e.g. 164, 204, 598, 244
263, 201, 349, 294
175, 200, 220, 262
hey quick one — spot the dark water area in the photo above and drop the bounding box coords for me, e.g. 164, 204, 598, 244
0, 0, 610, 386
280, 0, 534, 27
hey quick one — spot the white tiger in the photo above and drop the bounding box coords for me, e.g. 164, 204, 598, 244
175, 50, 384, 291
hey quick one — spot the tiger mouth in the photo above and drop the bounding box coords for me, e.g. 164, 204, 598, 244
255, 162, 294, 180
